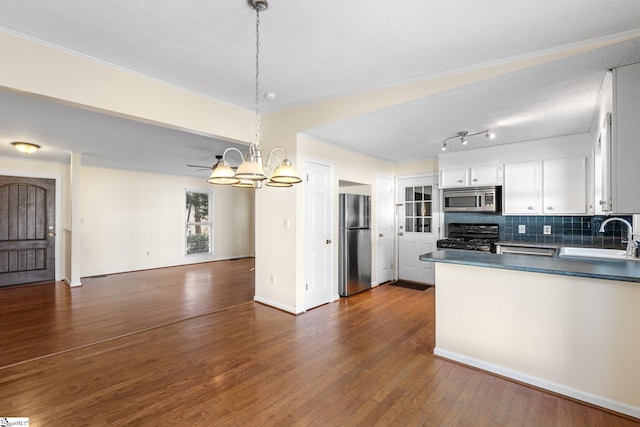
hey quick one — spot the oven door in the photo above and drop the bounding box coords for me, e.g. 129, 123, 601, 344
443, 190, 479, 212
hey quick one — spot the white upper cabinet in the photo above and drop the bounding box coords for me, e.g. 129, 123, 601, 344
440, 165, 501, 189
504, 157, 587, 215
470, 165, 502, 186
440, 168, 468, 188
543, 157, 587, 214
611, 62, 640, 213
504, 161, 539, 214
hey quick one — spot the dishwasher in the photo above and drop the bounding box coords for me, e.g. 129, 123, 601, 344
495, 244, 557, 257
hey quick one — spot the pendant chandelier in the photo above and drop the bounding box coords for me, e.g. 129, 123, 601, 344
208, 0, 301, 189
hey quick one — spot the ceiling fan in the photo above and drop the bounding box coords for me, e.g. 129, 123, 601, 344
187, 155, 237, 171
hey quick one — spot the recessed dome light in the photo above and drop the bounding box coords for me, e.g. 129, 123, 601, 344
11, 141, 40, 154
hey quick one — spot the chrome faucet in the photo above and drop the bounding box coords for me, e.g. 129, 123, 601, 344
599, 217, 638, 257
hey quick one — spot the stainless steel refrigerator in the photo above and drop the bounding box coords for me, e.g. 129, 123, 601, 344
339, 193, 372, 297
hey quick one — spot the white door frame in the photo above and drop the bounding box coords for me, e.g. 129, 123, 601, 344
376, 174, 394, 284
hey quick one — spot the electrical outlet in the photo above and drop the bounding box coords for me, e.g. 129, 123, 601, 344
518, 225, 526, 234
543, 225, 551, 235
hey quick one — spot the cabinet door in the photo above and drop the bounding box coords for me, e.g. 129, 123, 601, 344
595, 113, 612, 213
470, 165, 502, 186
440, 168, 468, 188
543, 157, 586, 214
504, 162, 539, 214
613, 63, 640, 213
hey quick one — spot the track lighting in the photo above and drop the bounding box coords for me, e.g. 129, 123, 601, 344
441, 129, 495, 151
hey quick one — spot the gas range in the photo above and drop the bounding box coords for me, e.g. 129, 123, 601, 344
436, 223, 499, 252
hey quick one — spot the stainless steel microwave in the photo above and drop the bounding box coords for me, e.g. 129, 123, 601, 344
443, 187, 501, 213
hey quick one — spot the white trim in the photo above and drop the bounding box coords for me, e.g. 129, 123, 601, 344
434, 347, 640, 420
0, 169, 64, 282
254, 296, 301, 315
63, 277, 82, 287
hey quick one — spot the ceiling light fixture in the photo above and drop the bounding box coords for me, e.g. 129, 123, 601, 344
441, 129, 495, 152
11, 141, 40, 154
208, 0, 301, 189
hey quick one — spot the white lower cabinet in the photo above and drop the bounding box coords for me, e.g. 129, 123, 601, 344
504, 157, 587, 215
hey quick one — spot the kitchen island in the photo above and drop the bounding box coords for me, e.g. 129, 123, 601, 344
420, 249, 640, 420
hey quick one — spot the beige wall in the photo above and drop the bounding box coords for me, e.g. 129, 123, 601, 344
435, 262, 640, 419
394, 158, 438, 177
80, 166, 254, 277
0, 31, 255, 144
0, 156, 253, 280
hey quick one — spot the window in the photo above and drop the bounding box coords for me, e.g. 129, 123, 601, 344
185, 190, 213, 255
404, 185, 433, 233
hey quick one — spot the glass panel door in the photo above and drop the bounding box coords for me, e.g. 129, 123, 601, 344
404, 185, 432, 233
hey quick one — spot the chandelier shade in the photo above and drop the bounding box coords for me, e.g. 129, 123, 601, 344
234, 154, 267, 181
266, 180, 293, 187
232, 178, 257, 188
208, 161, 240, 185
270, 159, 302, 184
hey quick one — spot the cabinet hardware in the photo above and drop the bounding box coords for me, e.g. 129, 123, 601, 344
326, 239, 331, 244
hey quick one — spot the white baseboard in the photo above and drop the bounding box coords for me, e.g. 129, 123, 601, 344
63, 277, 82, 287
434, 348, 640, 420
253, 296, 300, 314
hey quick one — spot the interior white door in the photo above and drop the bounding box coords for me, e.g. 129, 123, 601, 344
305, 161, 333, 310
397, 175, 439, 284
377, 175, 394, 284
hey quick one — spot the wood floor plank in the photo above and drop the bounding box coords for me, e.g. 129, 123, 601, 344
0, 263, 637, 426
0, 258, 255, 367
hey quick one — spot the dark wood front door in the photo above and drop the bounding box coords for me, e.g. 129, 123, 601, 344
0, 176, 56, 287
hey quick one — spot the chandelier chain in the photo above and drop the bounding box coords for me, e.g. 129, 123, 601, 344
254, 6, 261, 145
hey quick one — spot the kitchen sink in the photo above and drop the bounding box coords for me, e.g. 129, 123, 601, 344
558, 247, 638, 261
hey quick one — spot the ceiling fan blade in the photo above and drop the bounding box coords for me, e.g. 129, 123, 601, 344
187, 164, 214, 170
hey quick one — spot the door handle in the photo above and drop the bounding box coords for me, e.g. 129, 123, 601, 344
48, 232, 56, 237
326, 239, 331, 244
398, 232, 403, 236
379, 233, 384, 237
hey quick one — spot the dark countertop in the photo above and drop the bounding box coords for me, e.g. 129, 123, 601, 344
419, 249, 640, 283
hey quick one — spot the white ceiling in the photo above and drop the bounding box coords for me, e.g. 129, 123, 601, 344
0, 0, 639, 175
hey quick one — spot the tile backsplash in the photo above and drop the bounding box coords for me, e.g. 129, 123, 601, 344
444, 213, 632, 247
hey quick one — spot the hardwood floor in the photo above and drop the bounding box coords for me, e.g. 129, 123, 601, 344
0, 260, 636, 426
